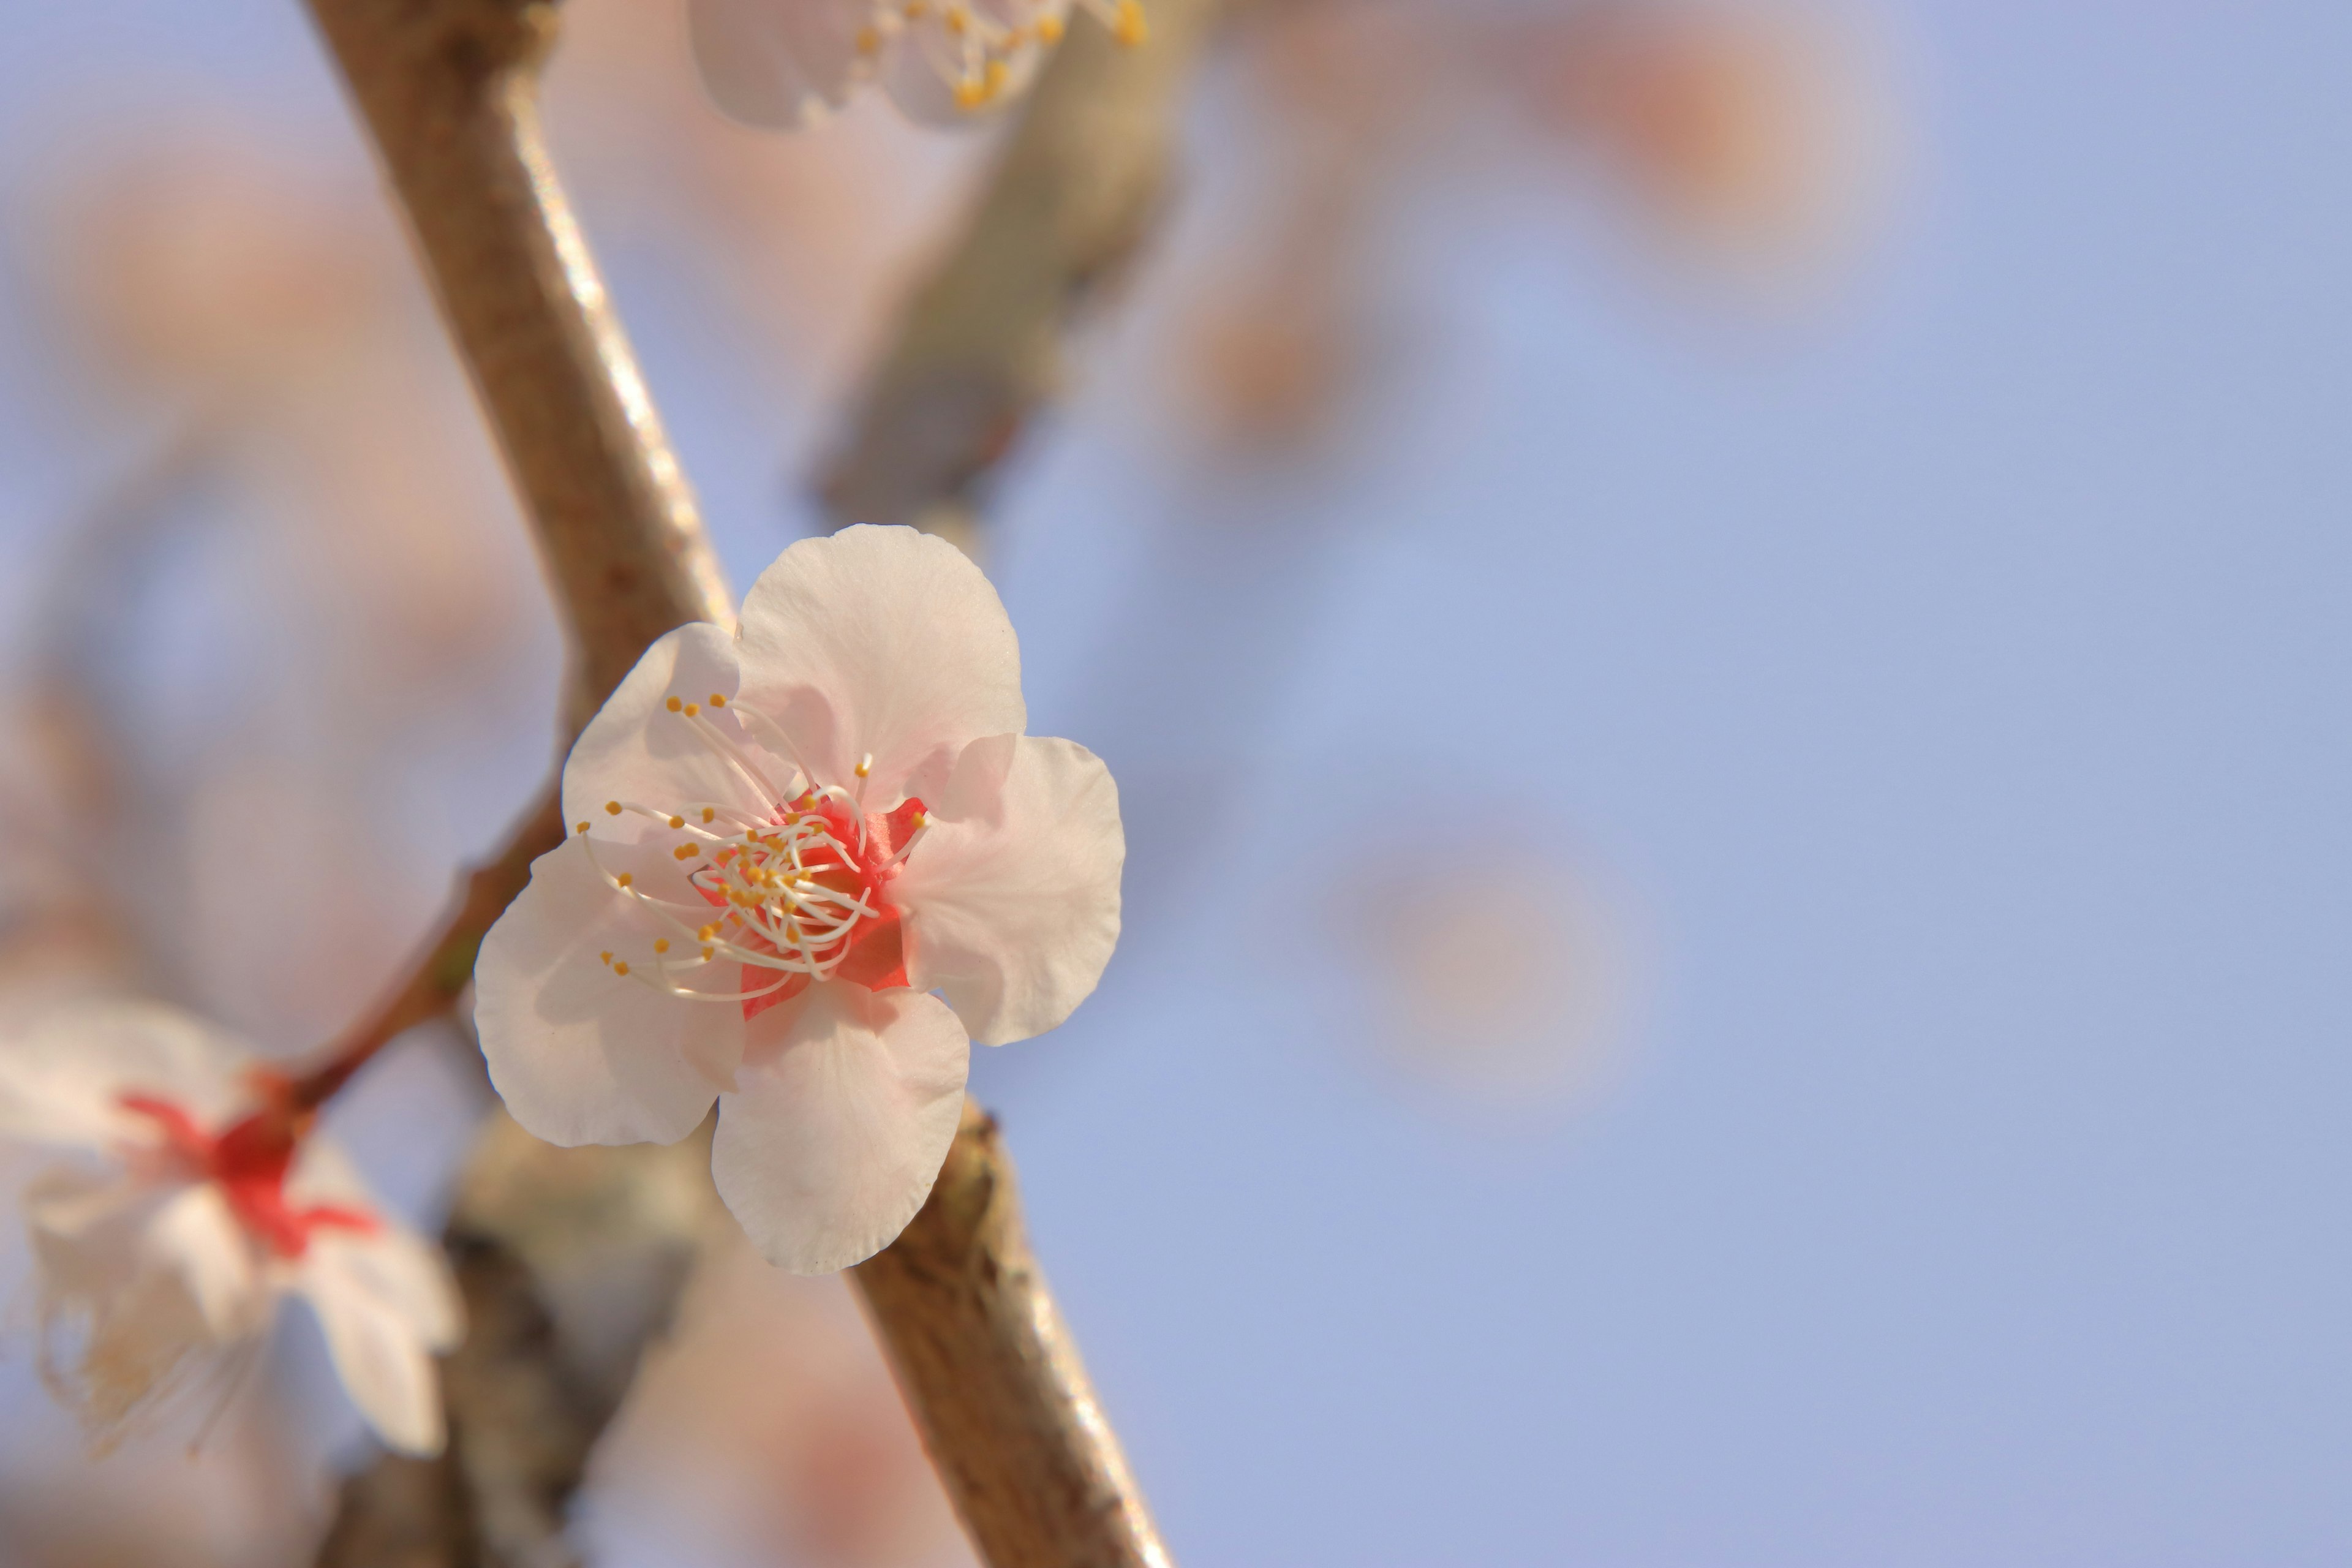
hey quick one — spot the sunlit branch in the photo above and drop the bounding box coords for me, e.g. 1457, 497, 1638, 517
819, 0, 1226, 546
297, 3, 1171, 1566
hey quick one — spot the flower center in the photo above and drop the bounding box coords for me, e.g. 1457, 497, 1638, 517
872, 0, 1145, 112
117, 1087, 377, 1259
578, 693, 932, 1019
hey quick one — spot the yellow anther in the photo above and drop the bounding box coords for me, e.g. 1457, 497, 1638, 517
954, 77, 989, 109
685, 703, 701, 717
600, 951, 612, 965
1113, 0, 1145, 45
617, 873, 633, 888
614, 960, 630, 976
855, 754, 873, 778
606, 801, 622, 815
654, 938, 670, 954
856, 24, 881, 53
666, 696, 683, 712
985, 57, 1009, 89
945, 6, 967, 34
698, 923, 719, 940
702, 945, 715, 960
701, 808, 715, 823
675, 843, 700, 860
1037, 13, 1063, 41
668, 815, 685, 829
709, 694, 727, 707
576, 820, 590, 834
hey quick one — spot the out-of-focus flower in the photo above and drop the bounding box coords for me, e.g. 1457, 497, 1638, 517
690, 0, 1145, 128
0, 1003, 459, 1456
476, 526, 1123, 1273
594, 1235, 975, 1568
1532, 0, 1891, 283
1310, 828, 1638, 1118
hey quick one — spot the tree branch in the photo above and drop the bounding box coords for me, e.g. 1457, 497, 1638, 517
299, 3, 1174, 1566
818, 0, 1225, 541
854, 1100, 1171, 1568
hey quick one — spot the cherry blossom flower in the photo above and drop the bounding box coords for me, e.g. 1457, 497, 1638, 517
689, 0, 1147, 129
475, 525, 1123, 1274
0, 1001, 460, 1455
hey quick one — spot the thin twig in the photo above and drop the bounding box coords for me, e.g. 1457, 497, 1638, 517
299, 3, 1174, 1566
818, 0, 1226, 542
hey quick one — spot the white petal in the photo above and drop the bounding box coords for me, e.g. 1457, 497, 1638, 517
562, 620, 775, 834
24, 1166, 270, 1444
146, 1185, 270, 1340
734, 526, 1026, 802
473, 835, 738, 1148
0, 1001, 252, 1149
710, 983, 969, 1274
690, 0, 876, 129
288, 1142, 462, 1352
899, 734, 1123, 1045
300, 1236, 448, 1456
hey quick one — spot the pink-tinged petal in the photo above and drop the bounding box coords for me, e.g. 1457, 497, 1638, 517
0, 1001, 252, 1149
288, 1144, 462, 1352
735, 526, 1025, 802
562, 620, 777, 837
474, 835, 739, 1148
710, 983, 968, 1274
899, 734, 1123, 1046
300, 1232, 455, 1455
26, 1169, 241, 1446
145, 1185, 269, 1340
690, 0, 875, 130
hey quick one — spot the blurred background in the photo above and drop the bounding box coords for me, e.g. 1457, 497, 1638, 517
0, 0, 2346, 1562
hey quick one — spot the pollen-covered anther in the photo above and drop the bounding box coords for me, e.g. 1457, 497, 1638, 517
668, 815, 685, 829
666, 696, 683, 713
675, 844, 700, 860
605, 801, 622, 815
855, 754, 873, 778
654, 939, 670, 954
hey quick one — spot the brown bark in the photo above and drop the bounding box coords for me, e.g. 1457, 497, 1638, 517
855, 1100, 1172, 1568
818, 0, 1226, 541
300, 4, 1174, 1566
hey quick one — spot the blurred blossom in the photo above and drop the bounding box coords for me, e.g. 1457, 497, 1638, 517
9, 110, 556, 1050
690, 0, 1145, 130
0, 1001, 459, 1456
1169, 0, 1898, 456
1316, 829, 1638, 1117
552, 0, 962, 390
1528, 0, 1896, 290
594, 1232, 974, 1568
36, 127, 393, 417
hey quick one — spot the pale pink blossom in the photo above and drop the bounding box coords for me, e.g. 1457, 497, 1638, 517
0, 1002, 460, 1455
475, 525, 1123, 1273
689, 0, 1147, 129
